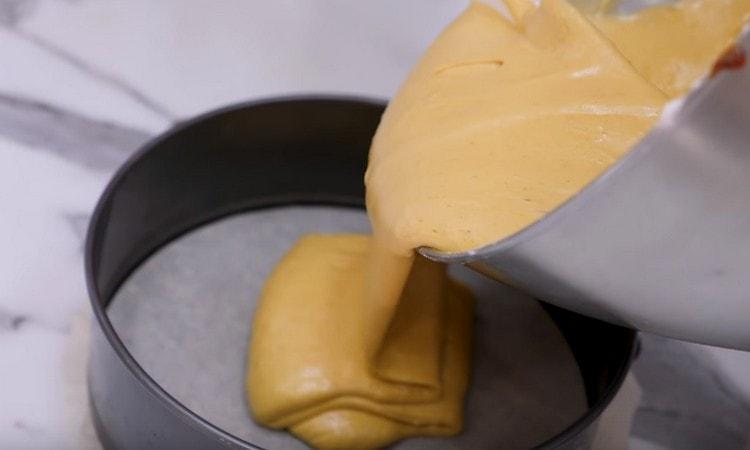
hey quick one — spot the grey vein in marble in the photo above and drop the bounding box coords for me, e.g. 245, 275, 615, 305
632, 334, 750, 449
64, 212, 90, 242
10, 27, 179, 122
0, 307, 28, 331
0, 305, 70, 335
0, 0, 177, 123
0, 91, 152, 170
0, 0, 35, 26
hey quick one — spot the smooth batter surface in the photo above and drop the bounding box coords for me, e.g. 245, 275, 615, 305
367, 0, 750, 255
248, 1, 750, 449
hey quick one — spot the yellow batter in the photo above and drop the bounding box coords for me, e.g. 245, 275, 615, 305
248, 235, 473, 449
248, 1, 750, 449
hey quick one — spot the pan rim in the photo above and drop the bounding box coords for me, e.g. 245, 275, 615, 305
85, 96, 635, 450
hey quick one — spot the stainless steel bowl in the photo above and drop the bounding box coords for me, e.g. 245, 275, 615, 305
423, 31, 750, 350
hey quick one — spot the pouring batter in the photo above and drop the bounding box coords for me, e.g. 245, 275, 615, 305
247, 1, 750, 449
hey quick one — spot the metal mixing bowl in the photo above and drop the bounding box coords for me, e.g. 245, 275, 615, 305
423, 31, 750, 350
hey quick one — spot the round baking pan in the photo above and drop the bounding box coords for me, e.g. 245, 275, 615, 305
85, 97, 637, 450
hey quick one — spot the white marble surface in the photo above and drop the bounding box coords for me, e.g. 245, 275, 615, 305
1, 1, 750, 449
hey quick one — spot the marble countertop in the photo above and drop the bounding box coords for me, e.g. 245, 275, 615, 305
1, 1, 750, 449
